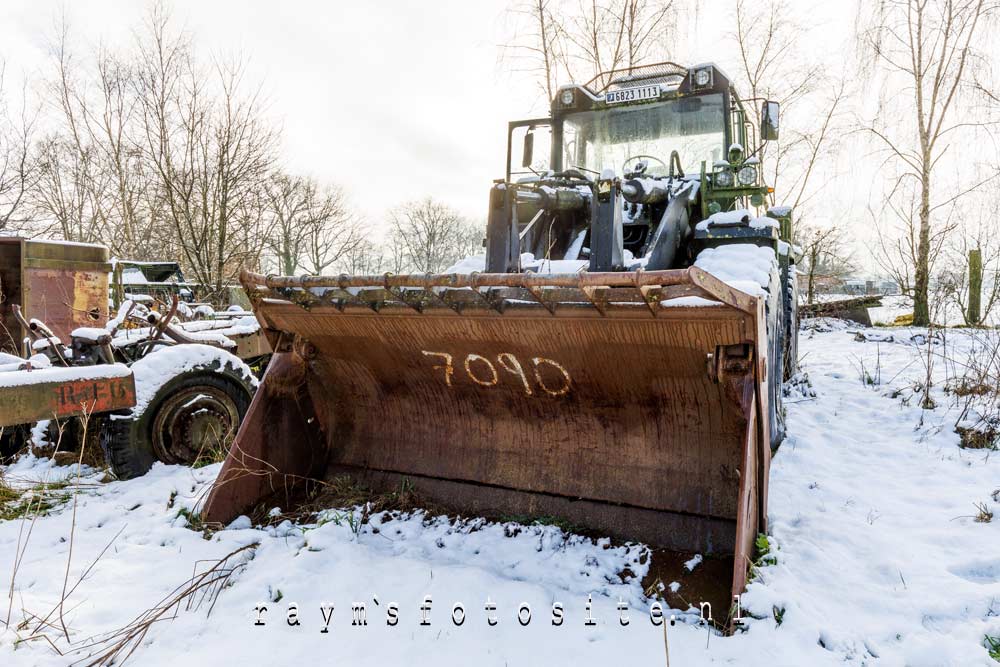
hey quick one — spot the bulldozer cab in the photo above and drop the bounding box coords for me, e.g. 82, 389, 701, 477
205, 61, 794, 619
509, 62, 777, 187
493, 63, 783, 274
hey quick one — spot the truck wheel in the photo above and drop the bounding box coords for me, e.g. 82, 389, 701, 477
765, 271, 786, 451
783, 266, 799, 381
103, 365, 254, 479
0, 424, 28, 462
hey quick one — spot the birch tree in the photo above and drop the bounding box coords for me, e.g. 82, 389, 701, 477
858, 0, 999, 326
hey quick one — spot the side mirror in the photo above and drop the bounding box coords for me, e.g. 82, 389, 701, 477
521, 129, 534, 168
761, 101, 779, 141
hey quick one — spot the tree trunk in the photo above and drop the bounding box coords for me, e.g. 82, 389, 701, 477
807, 248, 818, 305
968, 248, 983, 326
912, 170, 932, 327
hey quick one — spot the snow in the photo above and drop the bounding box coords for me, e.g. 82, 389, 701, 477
693, 244, 778, 296
31, 337, 62, 351
5, 324, 1000, 664
120, 267, 150, 285
168, 328, 237, 349
175, 317, 260, 338
444, 253, 590, 275
110, 321, 254, 352
128, 344, 257, 413
70, 326, 111, 342
0, 362, 131, 389
105, 299, 145, 331
0, 354, 52, 374
695, 208, 779, 232
659, 296, 723, 308
0, 352, 24, 366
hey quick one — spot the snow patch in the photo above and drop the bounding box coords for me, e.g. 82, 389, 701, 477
694, 244, 777, 296
695, 208, 779, 232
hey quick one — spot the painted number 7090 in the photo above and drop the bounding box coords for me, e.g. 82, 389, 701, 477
421, 350, 572, 397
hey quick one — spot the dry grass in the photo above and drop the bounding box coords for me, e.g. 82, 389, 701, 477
252, 474, 437, 528
956, 425, 999, 450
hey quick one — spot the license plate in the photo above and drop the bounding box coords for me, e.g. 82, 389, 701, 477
605, 85, 661, 105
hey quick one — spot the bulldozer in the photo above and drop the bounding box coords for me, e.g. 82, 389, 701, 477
203, 62, 799, 609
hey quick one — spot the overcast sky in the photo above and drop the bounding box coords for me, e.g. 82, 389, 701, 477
1, 0, 991, 269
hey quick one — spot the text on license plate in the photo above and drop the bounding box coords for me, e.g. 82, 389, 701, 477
605, 85, 661, 105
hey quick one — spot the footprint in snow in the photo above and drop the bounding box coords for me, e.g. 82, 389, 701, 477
948, 558, 1000, 584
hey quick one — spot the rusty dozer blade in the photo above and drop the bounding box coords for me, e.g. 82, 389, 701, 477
204, 266, 772, 599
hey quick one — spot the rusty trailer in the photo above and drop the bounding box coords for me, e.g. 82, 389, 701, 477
0, 364, 136, 428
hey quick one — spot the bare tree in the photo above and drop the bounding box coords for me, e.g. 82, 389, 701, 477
33, 135, 109, 243
135, 5, 277, 301
339, 239, 389, 275
300, 187, 361, 275
502, 0, 564, 102
795, 222, 855, 304
730, 0, 847, 213
41, 18, 157, 257
387, 198, 483, 273
0, 61, 39, 232
501, 0, 675, 100
263, 173, 359, 275
858, 0, 999, 326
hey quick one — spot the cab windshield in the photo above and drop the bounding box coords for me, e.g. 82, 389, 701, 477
562, 93, 726, 176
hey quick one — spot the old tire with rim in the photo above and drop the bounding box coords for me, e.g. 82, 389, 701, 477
103, 364, 254, 479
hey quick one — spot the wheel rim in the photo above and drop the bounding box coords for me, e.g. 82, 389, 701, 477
151, 385, 240, 465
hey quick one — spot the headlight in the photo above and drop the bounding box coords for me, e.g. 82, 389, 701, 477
737, 165, 757, 185
714, 169, 734, 188
560, 89, 574, 106
693, 68, 712, 88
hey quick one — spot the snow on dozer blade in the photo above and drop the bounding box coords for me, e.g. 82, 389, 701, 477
203, 267, 772, 598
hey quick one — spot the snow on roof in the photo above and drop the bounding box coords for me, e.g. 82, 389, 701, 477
28, 238, 107, 249
120, 267, 150, 285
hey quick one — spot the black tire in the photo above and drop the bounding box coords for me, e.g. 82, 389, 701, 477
0, 424, 29, 462
103, 364, 254, 479
764, 269, 786, 451
782, 264, 799, 381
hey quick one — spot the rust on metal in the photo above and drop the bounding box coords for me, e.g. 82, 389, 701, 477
0, 371, 136, 427
206, 267, 771, 604
0, 238, 112, 354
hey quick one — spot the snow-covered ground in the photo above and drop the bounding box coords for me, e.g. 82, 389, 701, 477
3, 320, 1000, 665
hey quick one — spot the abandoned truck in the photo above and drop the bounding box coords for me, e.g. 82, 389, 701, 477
199, 61, 799, 605
0, 237, 256, 475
